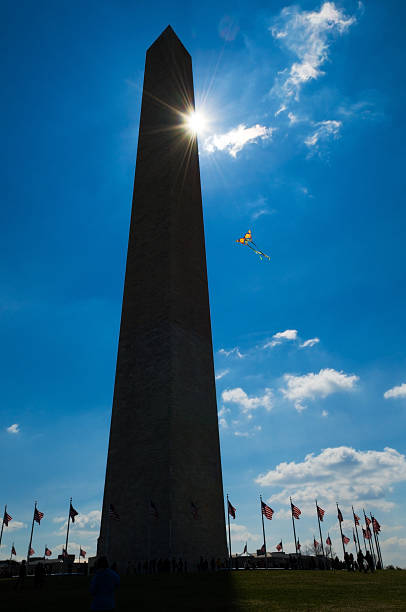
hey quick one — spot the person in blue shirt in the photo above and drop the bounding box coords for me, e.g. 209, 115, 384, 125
90, 556, 120, 611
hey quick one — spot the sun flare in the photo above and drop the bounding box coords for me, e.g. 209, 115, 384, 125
185, 111, 207, 135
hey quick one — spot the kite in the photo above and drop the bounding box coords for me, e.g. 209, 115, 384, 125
236, 230, 270, 261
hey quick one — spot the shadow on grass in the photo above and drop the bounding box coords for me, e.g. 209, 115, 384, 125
1, 570, 405, 611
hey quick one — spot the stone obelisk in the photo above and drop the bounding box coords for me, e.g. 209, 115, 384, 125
97, 26, 227, 568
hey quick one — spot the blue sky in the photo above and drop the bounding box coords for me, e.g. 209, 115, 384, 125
1, 0, 405, 566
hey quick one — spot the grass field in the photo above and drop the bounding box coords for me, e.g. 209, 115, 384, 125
1, 570, 405, 610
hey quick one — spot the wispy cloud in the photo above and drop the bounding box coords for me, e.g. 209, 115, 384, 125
6, 520, 25, 531
234, 425, 262, 438
384, 383, 406, 400
299, 337, 320, 348
218, 347, 245, 359
6, 423, 20, 434
270, 2, 357, 102
305, 119, 342, 150
280, 367, 358, 411
204, 124, 275, 157
275, 104, 287, 116
222, 387, 273, 414
264, 329, 298, 348
230, 523, 258, 543
256, 446, 406, 513
215, 369, 230, 381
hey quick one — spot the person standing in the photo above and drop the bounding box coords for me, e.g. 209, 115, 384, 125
90, 557, 120, 611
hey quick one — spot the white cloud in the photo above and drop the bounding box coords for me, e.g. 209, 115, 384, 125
218, 406, 230, 429
384, 383, 406, 400
222, 387, 273, 414
218, 347, 245, 359
380, 537, 406, 568
252, 208, 271, 220
229, 523, 258, 543
215, 369, 230, 381
204, 124, 275, 157
5, 520, 25, 531
219, 418, 228, 429
300, 337, 320, 348
321, 410, 328, 417
6, 423, 20, 434
305, 120, 342, 149
275, 104, 287, 116
288, 112, 298, 124
256, 446, 406, 513
270, 2, 356, 101
280, 367, 358, 411
264, 329, 298, 348
234, 425, 262, 438
53, 510, 101, 531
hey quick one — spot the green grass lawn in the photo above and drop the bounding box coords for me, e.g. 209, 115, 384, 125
1, 570, 405, 611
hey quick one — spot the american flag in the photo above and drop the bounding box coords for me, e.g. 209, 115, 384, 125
314, 538, 319, 549
365, 516, 371, 526
297, 540, 301, 550
150, 501, 159, 519
69, 503, 78, 523
45, 547, 52, 557
228, 500, 236, 519
291, 502, 301, 519
365, 526, 372, 540
372, 517, 381, 533
34, 508, 44, 524
259, 544, 265, 554
353, 512, 360, 526
3, 510, 12, 527
276, 541, 283, 551
337, 507, 343, 523
80, 548, 86, 558
317, 505, 325, 522
261, 501, 274, 520
11, 545, 16, 556
29, 547, 35, 556
326, 536, 332, 547
342, 534, 350, 545
108, 504, 120, 521
190, 501, 199, 520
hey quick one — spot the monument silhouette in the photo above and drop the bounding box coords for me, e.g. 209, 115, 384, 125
97, 26, 227, 569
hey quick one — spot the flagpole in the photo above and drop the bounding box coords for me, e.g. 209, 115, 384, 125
362, 527, 367, 554
259, 495, 267, 568
0, 505, 6, 550
27, 501, 37, 564
363, 508, 375, 565
376, 532, 383, 568
370, 513, 382, 569
79, 546, 81, 564
226, 494, 232, 569
315, 500, 325, 556
352, 506, 361, 554
352, 528, 358, 556
65, 498, 72, 557
327, 532, 333, 565
336, 502, 345, 559
290, 497, 298, 554
376, 529, 383, 568
10, 542, 14, 561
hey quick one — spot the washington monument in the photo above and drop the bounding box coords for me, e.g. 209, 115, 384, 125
97, 26, 227, 567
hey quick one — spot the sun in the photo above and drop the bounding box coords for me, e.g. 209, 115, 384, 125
185, 111, 207, 135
